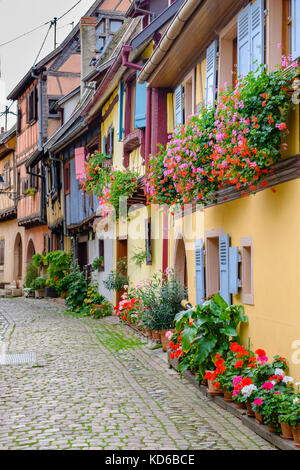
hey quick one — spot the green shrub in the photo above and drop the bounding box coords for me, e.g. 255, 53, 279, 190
25, 261, 38, 288
31, 277, 47, 290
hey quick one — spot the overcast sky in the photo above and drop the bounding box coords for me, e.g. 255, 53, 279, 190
0, 0, 96, 130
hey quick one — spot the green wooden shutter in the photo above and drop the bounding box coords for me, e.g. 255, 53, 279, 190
205, 40, 217, 106
103, 136, 107, 156
219, 234, 231, 306
195, 238, 205, 305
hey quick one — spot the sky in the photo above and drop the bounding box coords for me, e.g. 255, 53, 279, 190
0, 0, 97, 130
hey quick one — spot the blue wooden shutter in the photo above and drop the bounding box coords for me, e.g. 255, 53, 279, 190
205, 40, 217, 106
174, 85, 183, 127
134, 73, 147, 129
229, 246, 240, 295
109, 126, 114, 156
292, 0, 300, 60
237, 3, 251, 77
195, 238, 205, 305
118, 81, 124, 140
219, 234, 231, 306
250, 0, 264, 71
103, 136, 107, 156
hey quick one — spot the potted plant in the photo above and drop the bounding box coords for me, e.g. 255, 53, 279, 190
92, 256, 104, 272
31, 277, 47, 298
23, 287, 34, 298
24, 187, 36, 196
279, 396, 300, 447
278, 393, 296, 440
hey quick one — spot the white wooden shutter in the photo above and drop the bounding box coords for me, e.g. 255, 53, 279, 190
219, 234, 231, 306
195, 238, 205, 305
238, 3, 251, 77
205, 40, 217, 106
174, 85, 183, 127
250, 0, 264, 71
292, 0, 300, 60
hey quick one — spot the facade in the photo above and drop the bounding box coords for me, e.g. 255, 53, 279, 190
0, 126, 25, 286
138, 0, 300, 380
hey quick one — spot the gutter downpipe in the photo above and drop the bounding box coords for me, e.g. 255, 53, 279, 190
121, 45, 143, 71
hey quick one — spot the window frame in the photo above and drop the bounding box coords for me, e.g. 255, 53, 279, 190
241, 237, 254, 305
204, 228, 224, 297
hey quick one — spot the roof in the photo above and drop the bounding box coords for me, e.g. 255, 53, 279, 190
7, 0, 130, 101
54, 86, 81, 109
0, 124, 16, 145
130, 0, 185, 50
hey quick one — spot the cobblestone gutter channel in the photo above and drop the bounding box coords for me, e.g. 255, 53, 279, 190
0, 298, 275, 450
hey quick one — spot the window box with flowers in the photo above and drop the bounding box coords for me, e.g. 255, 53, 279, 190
146, 60, 300, 207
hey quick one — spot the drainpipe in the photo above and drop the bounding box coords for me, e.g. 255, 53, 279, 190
122, 45, 143, 71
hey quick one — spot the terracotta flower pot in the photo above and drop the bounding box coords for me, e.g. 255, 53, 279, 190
292, 423, 300, 448
255, 411, 264, 425
145, 329, 152, 338
268, 422, 278, 433
206, 372, 223, 396
234, 402, 245, 409
280, 422, 293, 440
152, 330, 161, 343
223, 390, 234, 402
160, 329, 175, 352
246, 402, 255, 417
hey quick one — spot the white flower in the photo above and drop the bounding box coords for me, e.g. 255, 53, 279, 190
241, 384, 257, 398
293, 397, 299, 404
275, 368, 284, 376
282, 376, 294, 384
271, 380, 277, 385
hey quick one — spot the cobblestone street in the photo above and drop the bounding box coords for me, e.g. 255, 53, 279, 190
0, 298, 274, 450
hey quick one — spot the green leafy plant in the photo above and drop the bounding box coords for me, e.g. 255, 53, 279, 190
44, 250, 71, 287
103, 257, 129, 292
174, 294, 248, 379
24, 187, 36, 196
131, 249, 147, 268
92, 256, 104, 271
80, 152, 111, 195
31, 277, 47, 290
32, 253, 48, 269
25, 261, 38, 288
64, 263, 88, 312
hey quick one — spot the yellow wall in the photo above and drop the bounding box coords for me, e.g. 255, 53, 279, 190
170, 181, 300, 380
101, 87, 124, 169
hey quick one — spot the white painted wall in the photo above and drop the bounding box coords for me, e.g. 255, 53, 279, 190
88, 236, 114, 303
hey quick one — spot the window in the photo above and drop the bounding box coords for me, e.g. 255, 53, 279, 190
241, 238, 253, 304
0, 239, 4, 267
291, 0, 300, 59
184, 71, 195, 122
49, 99, 59, 118
96, 36, 105, 52
26, 86, 37, 123
110, 20, 122, 33
17, 108, 22, 134
30, 165, 39, 191
4, 162, 10, 189
205, 235, 220, 297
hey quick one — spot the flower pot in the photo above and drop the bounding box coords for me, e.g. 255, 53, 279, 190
280, 422, 294, 440
292, 423, 300, 448
35, 289, 45, 299
145, 329, 152, 338
246, 402, 255, 417
160, 329, 175, 352
268, 423, 278, 433
255, 411, 264, 425
223, 390, 234, 402
206, 372, 223, 396
234, 402, 245, 409
152, 330, 161, 343
45, 286, 58, 298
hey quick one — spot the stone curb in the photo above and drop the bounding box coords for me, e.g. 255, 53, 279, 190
0, 308, 15, 349
167, 351, 299, 451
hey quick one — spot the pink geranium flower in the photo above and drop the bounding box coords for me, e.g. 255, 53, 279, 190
253, 398, 263, 405
262, 381, 274, 390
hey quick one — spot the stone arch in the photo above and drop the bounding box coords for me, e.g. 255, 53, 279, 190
13, 233, 23, 281
26, 239, 36, 265
173, 233, 188, 290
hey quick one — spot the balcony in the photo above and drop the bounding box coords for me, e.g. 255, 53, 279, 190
0, 193, 17, 221
17, 192, 42, 227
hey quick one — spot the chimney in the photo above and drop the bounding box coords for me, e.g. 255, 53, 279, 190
80, 17, 97, 96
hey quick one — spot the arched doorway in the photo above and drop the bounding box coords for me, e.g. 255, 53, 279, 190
13, 233, 23, 281
26, 239, 36, 265
173, 236, 188, 290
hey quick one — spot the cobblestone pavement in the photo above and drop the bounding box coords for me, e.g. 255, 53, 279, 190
0, 298, 275, 450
